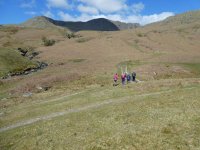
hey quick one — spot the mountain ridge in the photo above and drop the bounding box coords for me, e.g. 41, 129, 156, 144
21, 16, 140, 32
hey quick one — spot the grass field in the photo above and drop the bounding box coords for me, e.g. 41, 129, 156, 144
0, 78, 200, 149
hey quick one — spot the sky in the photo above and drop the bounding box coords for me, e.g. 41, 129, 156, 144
0, 0, 200, 25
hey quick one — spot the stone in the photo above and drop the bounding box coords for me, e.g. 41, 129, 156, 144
23, 92, 32, 97
36, 86, 43, 90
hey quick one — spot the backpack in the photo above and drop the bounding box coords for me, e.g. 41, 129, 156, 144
127, 74, 131, 81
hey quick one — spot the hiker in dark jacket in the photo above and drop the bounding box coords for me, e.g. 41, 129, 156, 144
132, 72, 136, 82
127, 73, 131, 83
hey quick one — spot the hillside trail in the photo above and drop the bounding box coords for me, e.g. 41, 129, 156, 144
0, 86, 197, 133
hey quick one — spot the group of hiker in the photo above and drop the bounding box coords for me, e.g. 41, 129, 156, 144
113, 71, 136, 86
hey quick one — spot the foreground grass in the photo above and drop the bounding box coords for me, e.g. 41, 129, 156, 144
0, 78, 200, 149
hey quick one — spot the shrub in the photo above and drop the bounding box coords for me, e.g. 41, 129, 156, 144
136, 32, 146, 37
66, 32, 76, 39
42, 36, 55, 46
76, 37, 92, 43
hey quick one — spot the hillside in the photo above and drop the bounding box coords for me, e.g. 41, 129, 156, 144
0, 10, 199, 91
0, 9, 199, 91
160, 10, 200, 25
147, 10, 200, 30
21, 16, 140, 31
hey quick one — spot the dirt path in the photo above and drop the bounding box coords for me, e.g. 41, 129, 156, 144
28, 92, 84, 106
0, 87, 196, 133
5, 92, 85, 114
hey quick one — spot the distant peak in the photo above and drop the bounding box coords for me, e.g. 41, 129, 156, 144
20, 15, 56, 28
32, 16, 52, 20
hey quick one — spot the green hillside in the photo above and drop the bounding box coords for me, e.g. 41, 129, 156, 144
0, 48, 37, 77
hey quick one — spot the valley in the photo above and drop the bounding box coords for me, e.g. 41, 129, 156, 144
0, 10, 200, 149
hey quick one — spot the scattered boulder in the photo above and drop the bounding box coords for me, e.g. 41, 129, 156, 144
17, 48, 28, 56
28, 51, 39, 60
43, 86, 51, 91
17, 47, 39, 60
36, 86, 43, 90
36, 85, 51, 92
38, 62, 48, 69
23, 92, 32, 97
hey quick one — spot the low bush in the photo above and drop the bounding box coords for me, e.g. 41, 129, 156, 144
136, 32, 146, 37
42, 36, 55, 46
66, 32, 76, 39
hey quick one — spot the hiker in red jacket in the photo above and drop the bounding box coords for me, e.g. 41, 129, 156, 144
113, 73, 119, 86
121, 73, 126, 85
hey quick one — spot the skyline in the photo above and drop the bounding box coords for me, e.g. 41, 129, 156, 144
0, 0, 200, 25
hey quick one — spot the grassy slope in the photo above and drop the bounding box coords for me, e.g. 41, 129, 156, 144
0, 79, 200, 149
0, 48, 37, 77
1, 15, 200, 94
